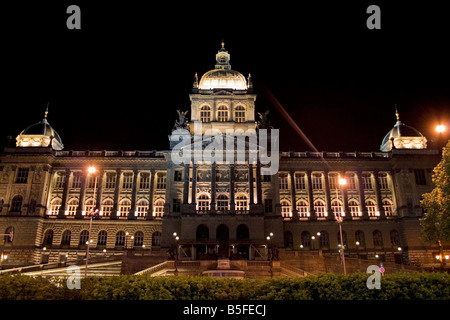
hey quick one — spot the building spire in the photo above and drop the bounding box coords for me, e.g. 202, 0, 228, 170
394, 104, 400, 122
44, 101, 49, 119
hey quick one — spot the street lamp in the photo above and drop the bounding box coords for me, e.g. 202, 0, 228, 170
335, 176, 347, 275
436, 124, 446, 133
85, 166, 99, 278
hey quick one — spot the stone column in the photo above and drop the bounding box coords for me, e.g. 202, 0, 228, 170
183, 164, 190, 205
95, 170, 104, 211
256, 161, 262, 205
111, 169, 121, 220
191, 163, 197, 205
307, 170, 316, 220
341, 171, 351, 221
248, 163, 254, 206
146, 170, 155, 220
374, 171, 386, 219
230, 164, 235, 211
324, 171, 334, 221
289, 170, 298, 219
75, 173, 86, 219
357, 170, 368, 220
58, 169, 71, 219
211, 163, 216, 212
128, 169, 138, 220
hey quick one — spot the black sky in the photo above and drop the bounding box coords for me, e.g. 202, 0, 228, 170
2, 1, 450, 152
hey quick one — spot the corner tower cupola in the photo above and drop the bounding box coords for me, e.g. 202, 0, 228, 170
16, 107, 64, 150
380, 106, 427, 152
215, 41, 231, 70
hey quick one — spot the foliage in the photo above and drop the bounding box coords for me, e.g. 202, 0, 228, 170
420, 140, 450, 244
1, 272, 450, 300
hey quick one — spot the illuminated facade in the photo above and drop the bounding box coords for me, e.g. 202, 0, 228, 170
0, 44, 443, 272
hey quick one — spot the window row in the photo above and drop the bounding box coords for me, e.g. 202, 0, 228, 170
199, 105, 246, 123
48, 198, 165, 217
53, 172, 167, 190
42, 229, 162, 247
279, 172, 392, 191
280, 198, 395, 218
197, 194, 249, 212
288, 229, 401, 249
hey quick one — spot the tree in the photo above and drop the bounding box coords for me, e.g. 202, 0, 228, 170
420, 140, 450, 270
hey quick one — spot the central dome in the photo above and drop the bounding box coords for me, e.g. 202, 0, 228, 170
196, 41, 248, 91
198, 69, 248, 90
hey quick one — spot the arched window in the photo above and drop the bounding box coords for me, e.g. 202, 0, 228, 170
61, 230, 71, 246
97, 230, 107, 246
153, 199, 165, 217
331, 200, 344, 217
373, 230, 384, 248
200, 105, 211, 123
50, 198, 61, 215
101, 199, 113, 217
136, 200, 148, 217
366, 200, 377, 217
43, 229, 54, 246
196, 225, 209, 241
383, 199, 394, 217
84, 199, 95, 215
67, 199, 78, 216
319, 231, 329, 248
236, 224, 249, 241
281, 200, 291, 218
284, 231, 294, 248
296, 200, 309, 217
314, 200, 326, 218
355, 230, 365, 248
4, 227, 14, 243
152, 231, 162, 247
236, 195, 248, 212
337, 230, 348, 247
390, 230, 400, 246
217, 105, 228, 122
11, 195, 23, 212
134, 231, 144, 247
79, 230, 89, 246
119, 199, 131, 217
301, 231, 311, 248
217, 195, 229, 211
197, 194, 210, 212
234, 105, 246, 123
115, 231, 125, 247
349, 200, 360, 217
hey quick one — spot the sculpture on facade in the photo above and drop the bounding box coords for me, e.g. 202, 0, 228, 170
174, 110, 189, 130
257, 110, 272, 129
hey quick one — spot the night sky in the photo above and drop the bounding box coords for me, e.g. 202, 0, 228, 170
2, 1, 450, 153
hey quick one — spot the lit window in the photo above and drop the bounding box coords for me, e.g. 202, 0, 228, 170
217, 195, 229, 211
71, 175, 82, 189
119, 199, 131, 217
349, 200, 360, 217
281, 200, 291, 218
378, 173, 389, 190
217, 105, 228, 122
362, 173, 373, 190
279, 174, 288, 190
154, 199, 165, 217
67, 199, 78, 216
200, 105, 211, 123
101, 200, 113, 217
295, 174, 306, 190
139, 173, 150, 189
197, 194, 210, 212
331, 200, 344, 217
105, 173, 116, 189
50, 198, 61, 215
234, 106, 246, 123
122, 173, 133, 189
136, 200, 148, 217
296, 200, 309, 217
84, 199, 95, 215
156, 173, 166, 189
236, 195, 248, 212
346, 173, 356, 190
366, 200, 377, 217
312, 174, 323, 190
314, 200, 326, 217
383, 199, 394, 216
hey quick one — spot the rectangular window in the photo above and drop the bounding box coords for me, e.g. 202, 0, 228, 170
173, 199, 181, 212
279, 174, 288, 190
71, 175, 81, 189
105, 173, 116, 189
328, 174, 338, 190
87, 176, 96, 189
414, 169, 427, 186
16, 168, 29, 184
362, 174, 373, 190
312, 174, 323, 190
156, 174, 166, 190
264, 199, 273, 213
346, 173, 356, 190
174, 170, 182, 182
139, 173, 150, 189
378, 173, 389, 189
122, 173, 133, 189
295, 174, 306, 190
54, 172, 65, 189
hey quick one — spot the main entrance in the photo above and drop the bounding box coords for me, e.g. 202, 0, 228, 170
216, 224, 229, 258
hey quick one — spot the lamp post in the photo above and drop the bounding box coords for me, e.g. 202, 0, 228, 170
266, 233, 274, 277
336, 176, 347, 275
173, 232, 179, 275
85, 166, 99, 278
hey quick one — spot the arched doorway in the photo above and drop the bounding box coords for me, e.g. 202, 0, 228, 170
216, 224, 229, 258
236, 224, 250, 259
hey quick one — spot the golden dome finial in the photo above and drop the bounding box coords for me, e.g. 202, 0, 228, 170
44, 102, 49, 119
394, 104, 400, 122
221, 39, 225, 49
